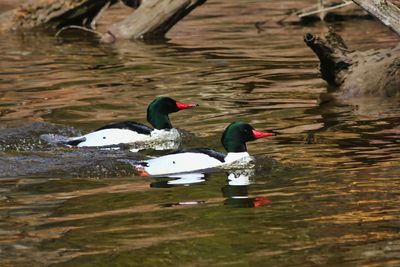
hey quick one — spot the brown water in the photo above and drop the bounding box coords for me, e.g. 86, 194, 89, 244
1, 1, 400, 266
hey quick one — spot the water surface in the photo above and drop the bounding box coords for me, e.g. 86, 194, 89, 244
1, 1, 400, 266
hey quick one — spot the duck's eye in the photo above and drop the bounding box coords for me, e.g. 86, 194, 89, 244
173, 161, 176, 164
103, 137, 106, 139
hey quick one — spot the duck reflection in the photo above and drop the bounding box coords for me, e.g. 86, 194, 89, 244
150, 173, 206, 187
222, 170, 271, 208
151, 169, 271, 208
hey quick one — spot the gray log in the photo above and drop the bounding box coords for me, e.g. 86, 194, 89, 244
101, 0, 206, 42
352, 0, 400, 36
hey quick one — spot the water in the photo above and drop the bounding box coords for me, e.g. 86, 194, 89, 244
1, 0, 400, 266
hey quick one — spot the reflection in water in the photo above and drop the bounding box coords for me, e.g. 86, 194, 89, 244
0, 150, 139, 178
303, 93, 400, 166
153, 168, 271, 208
223, 170, 272, 208
167, 173, 206, 185
150, 172, 206, 187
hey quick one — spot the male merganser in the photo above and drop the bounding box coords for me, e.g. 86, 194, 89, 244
134, 122, 276, 176
65, 96, 196, 147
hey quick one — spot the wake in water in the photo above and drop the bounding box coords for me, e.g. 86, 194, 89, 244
125, 128, 181, 152
0, 122, 132, 177
0, 122, 197, 178
0, 122, 80, 152
0, 150, 142, 178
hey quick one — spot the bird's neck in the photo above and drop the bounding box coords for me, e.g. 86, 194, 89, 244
148, 112, 172, 130
224, 140, 247, 153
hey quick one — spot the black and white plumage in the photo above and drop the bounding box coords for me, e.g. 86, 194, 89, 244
136, 150, 251, 176
65, 121, 155, 147
134, 122, 277, 176
64, 97, 196, 148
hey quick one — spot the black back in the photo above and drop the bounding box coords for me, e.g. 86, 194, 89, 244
174, 148, 226, 163
95, 121, 153, 135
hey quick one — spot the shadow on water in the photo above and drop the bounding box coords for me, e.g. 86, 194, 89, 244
271, 89, 400, 171
310, 93, 400, 166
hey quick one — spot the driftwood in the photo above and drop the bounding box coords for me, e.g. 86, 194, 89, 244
352, 0, 400, 36
305, 29, 400, 98
0, 0, 117, 32
101, 0, 206, 42
0, 0, 206, 42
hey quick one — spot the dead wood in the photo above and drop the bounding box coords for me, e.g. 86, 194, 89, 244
0, 0, 206, 42
352, 0, 400, 36
0, 0, 117, 32
101, 0, 206, 42
305, 29, 400, 98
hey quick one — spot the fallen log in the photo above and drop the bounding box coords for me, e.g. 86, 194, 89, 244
304, 28, 400, 98
0, 0, 206, 42
0, 0, 117, 32
101, 0, 206, 42
352, 0, 400, 37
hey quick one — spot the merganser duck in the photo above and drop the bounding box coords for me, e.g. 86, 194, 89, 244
65, 96, 196, 147
134, 122, 276, 176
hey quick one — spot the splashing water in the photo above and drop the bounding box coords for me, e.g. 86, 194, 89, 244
0, 122, 79, 152
129, 128, 182, 152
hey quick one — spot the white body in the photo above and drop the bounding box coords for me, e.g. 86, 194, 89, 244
68, 128, 180, 148
141, 152, 251, 176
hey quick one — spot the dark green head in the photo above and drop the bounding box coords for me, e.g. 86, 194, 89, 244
147, 96, 196, 130
221, 122, 276, 153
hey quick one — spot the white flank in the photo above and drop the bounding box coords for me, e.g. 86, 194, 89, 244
142, 151, 254, 176
143, 152, 223, 176
76, 129, 150, 147
70, 128, 181, 148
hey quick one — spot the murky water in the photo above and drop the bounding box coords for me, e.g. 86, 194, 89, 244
1, 1, 400, 266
